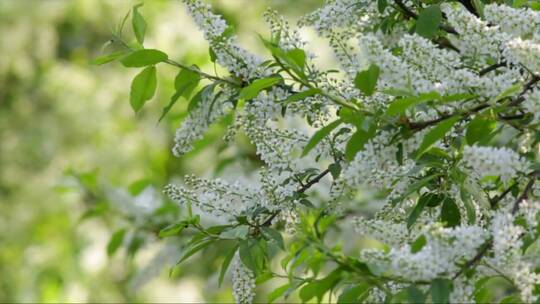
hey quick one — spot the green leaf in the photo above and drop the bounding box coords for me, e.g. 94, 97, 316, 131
299, 270, 342, 303
377, 0, 388, 13
416, 116, 460, 158
239, 77, 282, 100
416, 5, 442, 39
302, 119, 343, 157
261, 227, 285, 250
132, 4, 147, 45
386, 92, 441, 116
440, 197, 461, 227
407, 194, 444, 228
91, 51, 128, 65
239, 239, 265, 275
411, 235, 427, 253
120, 49, 168, 67
282, 88, 320, 104
285, 48, 306, 71
466, 116, 497, 145
328, 163, 342, 179
337, 283, 370, 303
492, 84, 522, 103
460, 185, 477, 224
129, 66, 157, 113
159, 221, 189, 238
392, 173, 441, 205
188, 84, 215, 113
177, 238, 213, 264
107, 229, 126, 256
430, 279, 452, 304
218, 244, 238, 287
159, 68, 201, 122
268, 284, 290, 303
500, 294, 522, 304
209, 47, 217, 63
345, 122, 376, 161
406, 286, 426, 304
407, 195, 429, 228
354, 64, 380, 96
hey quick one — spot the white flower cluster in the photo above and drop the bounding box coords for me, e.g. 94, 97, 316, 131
182, 0, 264, 80
484, 4, 540, 37
243, 119, 307, 172
164, 175, 265, 220
171, 0, 540, 302
354, 217, 410, 247
342, 130, 423, 194
361, 225, 488, 281
172, 86, 234, 156
358, 34, 433, 94
231, 253, 256, 304
442, 3, 506, 65
524, 89, 540, 124
299, 0, 380, 36
504, 37, 540, 74
488, 211, 540, 303
462, 145, 528, 182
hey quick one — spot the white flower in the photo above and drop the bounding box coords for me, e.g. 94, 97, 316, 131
231, 253, 256, 304
484, 4, 540, 37
172, 86, 234, 156
183, 0, 265, 80
524, 89, 540, 124
462, 145, 528, 182
504, 37, 540, 74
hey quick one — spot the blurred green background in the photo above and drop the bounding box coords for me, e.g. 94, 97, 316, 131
0, 0, 321, 302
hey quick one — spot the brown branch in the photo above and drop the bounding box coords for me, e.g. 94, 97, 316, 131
511, 177, 536, 214
452, 241, 491, 279
479, 62, 506, 76
410, 74, 540, 131
457, 0, 479, 17
261, 168, 331, 226
454, 173, 538, 280
489, 181, 517, 208
509, 74, 540, 106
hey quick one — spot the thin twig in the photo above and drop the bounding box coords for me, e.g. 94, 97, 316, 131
262, 168, 331, 226
479, 62, 506, 76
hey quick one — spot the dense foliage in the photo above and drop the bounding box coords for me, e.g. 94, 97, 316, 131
98, 0, 540, 302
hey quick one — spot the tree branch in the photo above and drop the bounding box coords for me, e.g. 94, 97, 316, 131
410, 74, 540, 131
262, 168, 331, 226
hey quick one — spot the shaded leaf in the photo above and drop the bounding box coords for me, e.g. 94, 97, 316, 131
121, 49, 168, 67
386, 92, 441, 116
261, 227, 285, 250
440, 197, 461, 227
130, 66, 157, 112
411, 235, 427, 253
239, 77, 282, 100
430, 279, 452, 304
354, 64, 380, 96
282, 88, 320, 104
107, 229, 126, 256
218, 243, 239, 287
159, 68, 201, 121
416, 5, 442, 39
159, 221, 189, 238
466, 116, 497, 145
416, 116, 460, 158
132, 3, 147, 44
302, 119, 342, 157
91, 51, 128, 65
337, 283, 370, 303
268, 284, 290, 303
